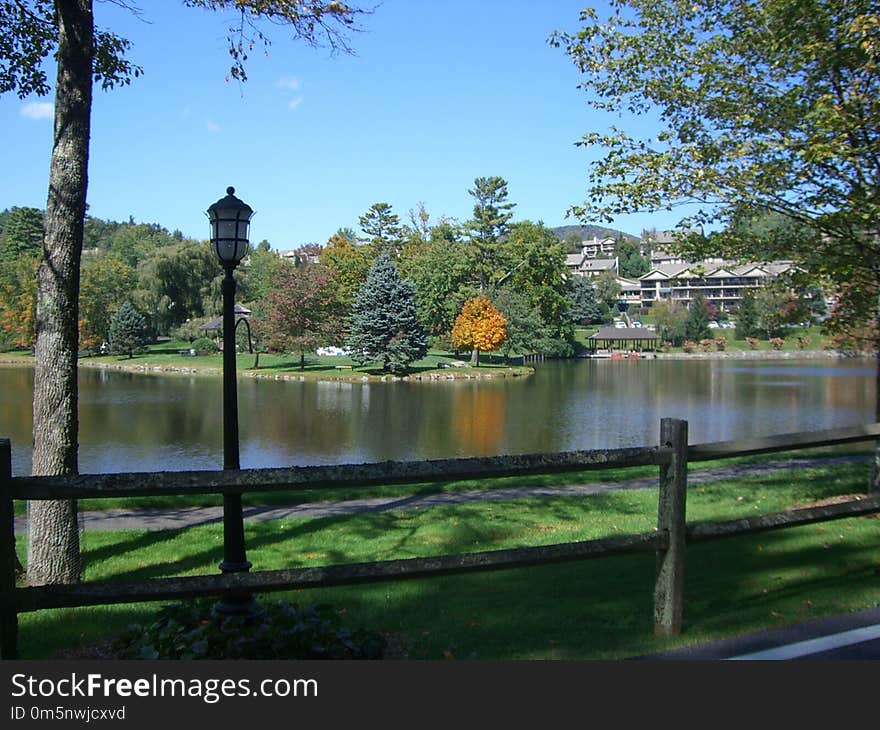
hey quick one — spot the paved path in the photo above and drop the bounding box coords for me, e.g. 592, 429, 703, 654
13, 454, 868, 534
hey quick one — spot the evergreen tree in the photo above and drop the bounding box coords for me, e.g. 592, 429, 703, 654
567, 276, 604, 325
685, 295, 711, 342
359, 202, 403, 258
346, 253, 428, 374
735, 289, 760, 340
614, 238, 650, 279
109, 301, 146, 358
466, 176, 516, 290
0, 206, 44, 258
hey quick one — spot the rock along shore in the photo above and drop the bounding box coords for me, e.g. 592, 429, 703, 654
0, 356, 533, 383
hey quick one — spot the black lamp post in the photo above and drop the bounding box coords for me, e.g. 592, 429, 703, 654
208, 186, 255, 616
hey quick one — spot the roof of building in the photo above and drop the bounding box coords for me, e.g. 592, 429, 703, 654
580, 257, 618, 273
199, 304, 251, 331
589, 327, 660, 341
640, 260, 795, 281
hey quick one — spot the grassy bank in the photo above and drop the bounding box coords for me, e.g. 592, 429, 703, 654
14, 457, 880, 659
0, 342, 533, 381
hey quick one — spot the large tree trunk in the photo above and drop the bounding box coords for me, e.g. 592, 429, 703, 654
872, 336, 880, 495
27, 0, 94, 586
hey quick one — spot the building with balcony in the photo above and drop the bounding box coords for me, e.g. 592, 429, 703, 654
639, 260, 795, 312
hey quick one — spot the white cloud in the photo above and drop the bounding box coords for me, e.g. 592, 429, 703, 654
206, 120, 221, 133
20, 102, 53, 120
277, 76, 302, 91
288, 96, 304, 110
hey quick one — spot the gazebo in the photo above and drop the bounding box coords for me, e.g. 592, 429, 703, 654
199, 303, 251, 348
588, 327, 661, 356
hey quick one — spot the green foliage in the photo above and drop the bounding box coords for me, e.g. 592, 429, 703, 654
754, 285, 809, 339
79, 255, 136, 349
491, 288, 551, 359
172, 317, 214, 343
134, 241, 219, 336
652, 299, 688, 346
685, 295, 711, 342
567, 275, 604, 325
0, 206, 43, 258
114, 599, 385, 660
398, 229, 471, 337
615, 238, 649, 279
359, 202, 403, 258
735, 290, 760, 340
241, 245, 292, 305
0, 0, 141, 98
498, 220, 572, 335
466, 176, 516, 290
319, 232, 375, 312
346, 253, 428, 374
190, 337, 217, 352
0, 254, 37, 349
552, 0, 880, 337
593, 271, 621, 308
109, 301, 146, 358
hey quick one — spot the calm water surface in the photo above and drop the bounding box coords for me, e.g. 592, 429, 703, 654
0, 358, 874, 476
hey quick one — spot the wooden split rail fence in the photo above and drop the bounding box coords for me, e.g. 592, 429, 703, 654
2, 418, 880, 659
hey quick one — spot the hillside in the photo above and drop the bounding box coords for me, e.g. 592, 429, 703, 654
552, 224, 640, 244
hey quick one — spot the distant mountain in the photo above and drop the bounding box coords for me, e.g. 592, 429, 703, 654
553, 224, 640, 244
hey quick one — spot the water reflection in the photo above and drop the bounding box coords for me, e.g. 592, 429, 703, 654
1, 357, 874, 475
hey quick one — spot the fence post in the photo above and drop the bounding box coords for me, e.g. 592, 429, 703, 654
654, 418, 688, 637
0, 439, 18, 659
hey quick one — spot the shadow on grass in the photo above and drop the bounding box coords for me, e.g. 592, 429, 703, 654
22, 518, 880, 660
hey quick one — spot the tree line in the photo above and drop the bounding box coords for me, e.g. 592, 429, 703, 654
1, 175, 623, 370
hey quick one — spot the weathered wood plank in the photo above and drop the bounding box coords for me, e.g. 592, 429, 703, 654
9, 446, 670, 500
0, 439, 18, 659
654, 419, 688, 637
687, 495, 880, 542
14, 531, 665, 612
688, 423, 880, 462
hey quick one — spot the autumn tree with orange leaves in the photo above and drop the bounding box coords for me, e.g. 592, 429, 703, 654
452, 294, 507, 366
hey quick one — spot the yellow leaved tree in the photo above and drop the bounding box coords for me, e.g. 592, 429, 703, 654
451, 294, 507, 366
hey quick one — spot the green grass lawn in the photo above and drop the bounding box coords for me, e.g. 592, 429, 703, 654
0, 342, 532, 380
14, 458, 880, 659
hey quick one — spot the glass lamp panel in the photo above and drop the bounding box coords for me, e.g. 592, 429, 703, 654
215, 239, 238, 263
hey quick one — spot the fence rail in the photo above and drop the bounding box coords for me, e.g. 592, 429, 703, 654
2, 419, 880, 659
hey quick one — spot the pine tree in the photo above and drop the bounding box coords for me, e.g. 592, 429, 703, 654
109, 301, 146, 358
685, 295, 711, 342
346, 253, 428, 374
735, 290, 760, 340
466, 176, 516, 290
359, 202, 403, 258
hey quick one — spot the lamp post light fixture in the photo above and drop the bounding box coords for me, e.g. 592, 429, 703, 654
207, 186, 255, 617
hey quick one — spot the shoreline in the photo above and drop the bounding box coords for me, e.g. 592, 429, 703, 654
0, 347, 867, 384
0, 355, 535, 383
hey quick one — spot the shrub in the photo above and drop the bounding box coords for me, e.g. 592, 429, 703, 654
769, 337, 785, 350
191, 337, 217, 353
172, 318, 213, 343
746, 337, 760, 350
114, 599, 386, 660
699, 338, 716, 352
714, 336, 727, 352
682, 340, 697, 353
796, 335, 812, 350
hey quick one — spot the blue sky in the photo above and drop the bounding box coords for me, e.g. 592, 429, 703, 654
0, 1, 683, 249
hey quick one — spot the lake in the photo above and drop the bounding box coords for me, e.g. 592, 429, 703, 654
1, 357, 875, 476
